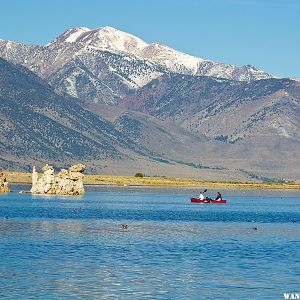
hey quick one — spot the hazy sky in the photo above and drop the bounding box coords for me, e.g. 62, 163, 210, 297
1, 0, 299, 78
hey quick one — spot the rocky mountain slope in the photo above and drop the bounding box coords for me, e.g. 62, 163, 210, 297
48, 26, 273, 81
0, 39, 164, 105
0, 57, 119, 169
1, 27, 299, 181
0, 26, 273, 106
120, 74, 299, 142
120, 74, 300, 179
0, 57, 173, 172
1, 57, 254, 180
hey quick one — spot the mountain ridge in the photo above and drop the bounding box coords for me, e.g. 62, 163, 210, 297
0, 28, 299, 181
49, 26, 274, 81
1, 57, 258, 181
0, 26, 274, 107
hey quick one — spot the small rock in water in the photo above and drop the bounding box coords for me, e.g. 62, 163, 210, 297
122, 224, 128, 229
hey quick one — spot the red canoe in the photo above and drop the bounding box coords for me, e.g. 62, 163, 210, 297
191, 198, 227, 204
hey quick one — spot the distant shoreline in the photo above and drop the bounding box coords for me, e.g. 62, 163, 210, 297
4, 172, 300, 190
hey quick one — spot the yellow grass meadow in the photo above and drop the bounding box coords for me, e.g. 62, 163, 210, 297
4, 171, 300, 190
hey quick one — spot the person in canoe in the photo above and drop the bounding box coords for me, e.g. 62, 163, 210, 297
215, 192, 222, 201
198, 189, 206, 200
199, 189, 210, 202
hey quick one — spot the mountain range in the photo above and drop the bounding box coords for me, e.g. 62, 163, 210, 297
0, 26, 273, 105
0, 26, 299, 181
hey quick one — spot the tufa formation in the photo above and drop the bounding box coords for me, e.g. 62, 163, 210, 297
0, 172, 10, 193
30, 164, 85, 195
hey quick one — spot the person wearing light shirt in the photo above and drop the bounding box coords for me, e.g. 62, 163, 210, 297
198, 189, 207, 200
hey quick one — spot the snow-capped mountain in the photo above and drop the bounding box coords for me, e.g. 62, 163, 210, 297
2, 28, 300, 181
48, 26, 149, 54
0, 26, 274, 105
139, 43, 202, 75
43, 42, 164, 104
0, 36, 165, 104
49, 26, 274, 81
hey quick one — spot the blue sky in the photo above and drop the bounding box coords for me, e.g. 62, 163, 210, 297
1, 0, 299, 78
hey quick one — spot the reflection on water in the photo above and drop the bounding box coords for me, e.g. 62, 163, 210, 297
0, 187, 300, 299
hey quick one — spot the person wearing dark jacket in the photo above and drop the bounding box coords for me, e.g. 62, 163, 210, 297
215, 192, 222, 201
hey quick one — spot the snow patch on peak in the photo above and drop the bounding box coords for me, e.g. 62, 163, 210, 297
87, 26, 149, 53
49, 25, 149, 55
291, 78, 300, 82
72, 27, 91, 32
46, 27, 91, 46
64, 27, 91, 43
98, 26, 119, 33
238, 64, 275, 81
0, 39, 26, 47
140, 43, 204, 75
44, 25, 274, 81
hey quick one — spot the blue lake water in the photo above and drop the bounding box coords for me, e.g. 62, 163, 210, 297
0, 185, 300, 299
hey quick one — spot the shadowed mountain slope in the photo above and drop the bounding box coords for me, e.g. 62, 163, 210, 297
0, 58, 172, 172
120, 74, 300, 180
1, 58, 251, 180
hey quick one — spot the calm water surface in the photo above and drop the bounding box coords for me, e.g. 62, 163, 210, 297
0, 186, 299, 299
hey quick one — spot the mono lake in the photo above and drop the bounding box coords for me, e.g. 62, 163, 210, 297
0, 186, 299, 299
